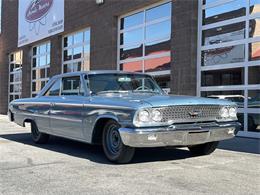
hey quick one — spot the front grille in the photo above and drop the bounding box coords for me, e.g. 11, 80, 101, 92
157, 105, 221, 123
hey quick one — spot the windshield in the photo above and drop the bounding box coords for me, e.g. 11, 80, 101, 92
86, 73, 163, 95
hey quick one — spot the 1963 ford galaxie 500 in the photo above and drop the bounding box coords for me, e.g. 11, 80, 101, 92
9, 71, 240, 163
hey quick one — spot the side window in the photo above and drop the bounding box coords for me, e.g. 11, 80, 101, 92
61, 76, 84, 96
44, 79, 61, 96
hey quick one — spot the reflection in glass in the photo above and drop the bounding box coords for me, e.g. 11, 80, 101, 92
63, 29, 90, 72
13, 84, 21, 93
31, 43, 50, 95
10, 63, 14, 72
39, 56, 46, 66
84, 30, 90, 42
120, 12, 143, 30
74, 32, 84, 44
120, 61, 142, 72
248, 113, 260, 132
33, 47, 37, 56
249, 18, 260, 38
47, 43, 51, 53
32, 58, 37, 68
203, 0, 218, 4
39, 44, 46, 55
64, 36, 73, 47
73, 62, 82, 72
15, 51, 22, 62
201, 68, 244, 86
145, 20, 171, 41
40, 69, 45, 78
120, 44, 143, 60
10, 74, 13, 82
155, 75, 170, 89
201, 90, 244, 108
249, 42, 260, 61
146, 2, 171, 22
248, 66, 260, 84
32, 70, 36, 80
47, 67, 50, 77
84, 44, 90, 58
250, 0, 260, 15
202, 44, 245, 66
202, 22, 245, 46
73, 47, 83, 59
47, 55, 50, 65
203, 0, 246, 25
144, 56, 171, 72
10, 54, 14, 62
10, 85, 13, 93
64, 64, 72, 73
145, 39, 170, 56
63, 49, 72, 61
120, 28, 143, 45
248, 90, 260, 108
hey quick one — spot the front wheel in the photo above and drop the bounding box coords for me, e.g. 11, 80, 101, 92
188, 141, 219, 156
102, 120, 135, 163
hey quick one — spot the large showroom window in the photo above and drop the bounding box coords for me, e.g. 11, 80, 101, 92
198, 0, 260, 137
118, 1, 172, 91
9, 51, 23, 102
31, 42, 51, 97
62, 28, 90, 73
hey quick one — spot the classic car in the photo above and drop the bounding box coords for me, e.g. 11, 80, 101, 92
8, 71, 240, 163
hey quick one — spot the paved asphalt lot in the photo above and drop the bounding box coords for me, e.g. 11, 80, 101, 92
0, 115, 259, 195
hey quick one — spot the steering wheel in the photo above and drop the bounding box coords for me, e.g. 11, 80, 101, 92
134, 86, 150, 91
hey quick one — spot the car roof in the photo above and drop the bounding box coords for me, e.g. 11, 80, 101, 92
52, 70, 148, 79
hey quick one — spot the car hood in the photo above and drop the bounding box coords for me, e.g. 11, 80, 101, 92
96, 93, 235, 108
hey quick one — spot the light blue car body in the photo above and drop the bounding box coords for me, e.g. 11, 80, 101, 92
9, 71, 240, 147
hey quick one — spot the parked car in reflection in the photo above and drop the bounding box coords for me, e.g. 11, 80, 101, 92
208, 95, 245, 108
9, 71, 240, 163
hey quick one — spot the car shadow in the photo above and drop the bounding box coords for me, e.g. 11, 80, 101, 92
218, 137, 260, 155
0, 132, 193, 164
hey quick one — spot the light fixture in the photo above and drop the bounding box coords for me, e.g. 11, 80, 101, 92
96, 0, 104, 5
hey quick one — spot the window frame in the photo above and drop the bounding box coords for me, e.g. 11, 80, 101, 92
61, 76, 85, 96
117, 0, 172, 77
8, 50, 23, 103
197, 0, 260, 138
61, 28, 91, 74
42, 75, 87, 97
31, 41, 51, 97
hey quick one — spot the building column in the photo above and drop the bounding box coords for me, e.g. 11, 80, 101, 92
50, 36, 62, 76
0, 51, 9, 114
170, 0, 198, 96
21, 46, 32, 98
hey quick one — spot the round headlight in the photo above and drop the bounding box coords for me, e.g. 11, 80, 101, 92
138, 110, 150, 122
229, 107, 237, 118
151, 109, 162, 122
220, 107, 229, 118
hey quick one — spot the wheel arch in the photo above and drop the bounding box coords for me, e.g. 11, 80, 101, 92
23, 118, 35, 127
91, 116, 119, 144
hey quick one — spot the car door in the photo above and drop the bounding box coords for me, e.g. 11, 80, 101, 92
35, 78, 62, 133
50, 75, 86, 139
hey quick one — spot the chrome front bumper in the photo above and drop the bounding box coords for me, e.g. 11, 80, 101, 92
119, 122, 240, 147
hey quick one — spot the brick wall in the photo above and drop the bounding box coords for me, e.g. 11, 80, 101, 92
0, 0, 198, 114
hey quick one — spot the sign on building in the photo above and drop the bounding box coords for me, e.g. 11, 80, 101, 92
18, 0, 64, 47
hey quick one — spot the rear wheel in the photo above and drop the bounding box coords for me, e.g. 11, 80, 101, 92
102, 120, 135, 163
188, 141, 219, 156
31, 121, 49, 144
